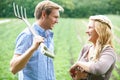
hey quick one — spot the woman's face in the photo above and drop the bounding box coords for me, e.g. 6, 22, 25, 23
86, 20, 99, 44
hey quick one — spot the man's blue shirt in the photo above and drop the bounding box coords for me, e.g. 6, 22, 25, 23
14, 22, 55, 80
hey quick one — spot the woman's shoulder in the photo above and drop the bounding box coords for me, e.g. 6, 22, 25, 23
80, 44, 92, 54
102, 45, 115, 53
83, 44, 92, 49
101, 45, 116, 61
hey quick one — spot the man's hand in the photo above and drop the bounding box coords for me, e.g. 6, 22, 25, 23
31, 36, 44, 50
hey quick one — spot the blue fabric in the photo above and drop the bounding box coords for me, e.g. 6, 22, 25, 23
14, 22, 55, 80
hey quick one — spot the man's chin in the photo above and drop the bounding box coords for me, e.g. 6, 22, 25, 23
50, 26, 54, 30
49, 27, 52, 30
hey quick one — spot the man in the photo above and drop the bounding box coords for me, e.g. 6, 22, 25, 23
10, 1, 64, 80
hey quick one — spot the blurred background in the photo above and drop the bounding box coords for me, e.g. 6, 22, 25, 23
0, 0, 120, 80
0, 0, 120, 18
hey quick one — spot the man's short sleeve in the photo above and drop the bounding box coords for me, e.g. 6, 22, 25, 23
14, 33, 33, 54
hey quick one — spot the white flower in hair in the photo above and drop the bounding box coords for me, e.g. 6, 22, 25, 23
89, 15, 113, 29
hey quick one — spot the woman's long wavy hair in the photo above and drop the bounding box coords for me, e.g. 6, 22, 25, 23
89, 15, 114, 61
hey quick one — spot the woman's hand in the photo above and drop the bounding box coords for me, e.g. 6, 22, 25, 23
73, 69, 88, 80
69, 62, 88, 80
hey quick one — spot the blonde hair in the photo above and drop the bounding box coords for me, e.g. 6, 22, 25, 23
89, 15, 114, 61
34, 0, 64, 19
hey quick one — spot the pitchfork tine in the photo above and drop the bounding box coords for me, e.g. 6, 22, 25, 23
21, 6, 24, 18
13, 3, 17, 17
24, 8, 27, 19
16, 5, 21, 18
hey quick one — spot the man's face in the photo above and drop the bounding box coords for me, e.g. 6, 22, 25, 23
43, 9, 60, 30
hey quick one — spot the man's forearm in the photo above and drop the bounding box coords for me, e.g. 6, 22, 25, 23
10, 46, 36, 74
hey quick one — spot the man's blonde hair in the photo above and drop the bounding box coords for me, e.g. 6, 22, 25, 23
34, 0, 64, 19
89, 15, 114, 61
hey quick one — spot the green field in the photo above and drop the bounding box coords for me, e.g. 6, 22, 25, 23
0, 15, 120, 80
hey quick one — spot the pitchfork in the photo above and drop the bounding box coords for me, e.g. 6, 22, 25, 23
13, 3, 55, 58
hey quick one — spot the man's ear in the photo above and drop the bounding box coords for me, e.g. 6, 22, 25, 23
41, 10, 46, 19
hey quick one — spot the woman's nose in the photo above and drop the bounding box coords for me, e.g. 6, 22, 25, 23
86, 29, 89, 34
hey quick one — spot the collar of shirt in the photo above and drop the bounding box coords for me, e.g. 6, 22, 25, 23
32, 22, 53, 38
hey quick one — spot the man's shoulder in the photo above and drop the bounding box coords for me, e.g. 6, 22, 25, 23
18, 28, 33, 37
16, 28, 33, 41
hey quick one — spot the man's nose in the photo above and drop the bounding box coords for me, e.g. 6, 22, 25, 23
55, 19, 59, 23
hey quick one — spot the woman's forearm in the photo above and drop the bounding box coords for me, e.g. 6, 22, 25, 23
77, 61, 93, 72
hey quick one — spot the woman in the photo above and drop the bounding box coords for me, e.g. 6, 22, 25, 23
69, 15, 116, 80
